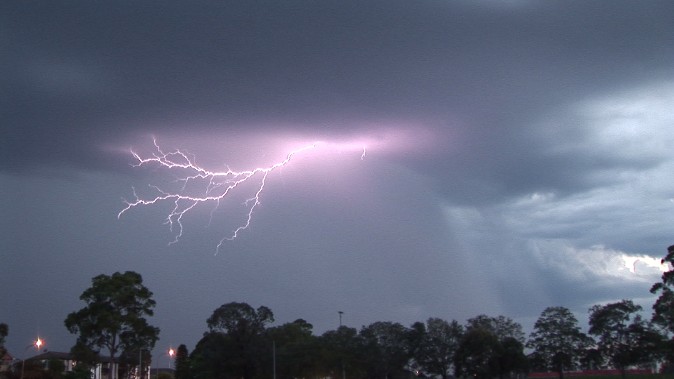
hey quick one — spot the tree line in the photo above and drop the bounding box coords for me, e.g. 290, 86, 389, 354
180, 300, 666, 379
2, 245, 674, 379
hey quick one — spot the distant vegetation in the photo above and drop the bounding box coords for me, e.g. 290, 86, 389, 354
571, 375, 674, 379
2, 246, 674, 379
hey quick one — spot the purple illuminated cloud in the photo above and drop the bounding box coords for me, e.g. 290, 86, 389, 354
117, 124, 437, 253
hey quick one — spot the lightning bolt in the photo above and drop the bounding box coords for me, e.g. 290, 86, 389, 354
118, 138, 326, 253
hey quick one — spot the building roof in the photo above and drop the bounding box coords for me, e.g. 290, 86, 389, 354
27, 351, 112, 363
30, 351, 72, 361
1, 351, 13, 362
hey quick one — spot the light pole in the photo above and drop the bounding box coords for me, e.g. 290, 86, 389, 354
337, 312, 345, 379
167, 347, 175, 370
21, 337, 44, 379
138, 347, 146, 379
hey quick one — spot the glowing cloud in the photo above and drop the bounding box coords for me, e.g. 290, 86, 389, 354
118, 138, 367, 253
529, 241, 670, 283
622, 254, 670, 274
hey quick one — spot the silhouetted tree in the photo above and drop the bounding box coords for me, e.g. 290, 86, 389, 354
0, 323, 7, 360
466, 315, 525, 344
651, 244, 674, 363
454, 327, 500, 379
455, 315, 527, 379
416, 318, 463, 379
46, 359, 66, 379
318, 326, 366, 379
193, 302, 274, 379
527, 306, 593, 378
68, 340, 100, 379
190, 332, 230, 379
579, 348, 604, 371
360, 321, 411, 379
589, 300, 664, 379
264, 319, 319, 379
496, 337, 528, 379
64, 271, 160, 379
174, 344, 191, 379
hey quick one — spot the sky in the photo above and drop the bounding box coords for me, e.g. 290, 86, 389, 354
2, 0, 674, 364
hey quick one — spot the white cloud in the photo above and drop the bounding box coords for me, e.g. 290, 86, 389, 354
579, 80, 674, 162
502, 80, 674, 252
622, 254, 670, 274
438, 80, 674, 318
528, 241, 665, 284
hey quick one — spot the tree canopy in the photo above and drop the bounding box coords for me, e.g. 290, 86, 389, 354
589, 300, 663, 379
455, 315, 527, 379
360, 321, 411, 379
527, 306, 593, 378
651, 245, 674, 334
54, 244, 674, 379
174, 344, 191, 379
192, 302, 275, 379
415, 318, 463, 379
0, 322, 7, 359
64, 271, 160, 379
266, 319, 319, 379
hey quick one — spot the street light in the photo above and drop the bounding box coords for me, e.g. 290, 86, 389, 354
21, 337, 44, 379
167, 347, 175, 369
337, 312, 345, 379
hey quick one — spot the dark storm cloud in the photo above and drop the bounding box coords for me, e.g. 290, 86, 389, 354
3, 0, 674, 360
4, 1, 674, 190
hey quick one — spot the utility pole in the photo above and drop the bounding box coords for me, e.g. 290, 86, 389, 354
21, 337, 43, 379
338, 311, 345, 379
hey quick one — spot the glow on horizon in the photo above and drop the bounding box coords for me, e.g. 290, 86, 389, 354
118, 137, 371, 253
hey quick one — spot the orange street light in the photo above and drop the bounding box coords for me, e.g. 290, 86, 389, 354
168, 347, 175, 369
21, 337, 45, 379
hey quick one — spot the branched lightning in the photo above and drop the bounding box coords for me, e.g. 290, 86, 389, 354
118, 138, 323, 253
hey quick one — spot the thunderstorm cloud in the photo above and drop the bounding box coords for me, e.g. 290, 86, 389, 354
2, 0, 674, 356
